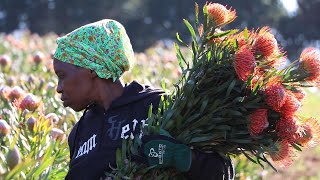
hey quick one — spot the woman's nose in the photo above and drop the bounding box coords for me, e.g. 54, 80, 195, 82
56, 82, 63, 93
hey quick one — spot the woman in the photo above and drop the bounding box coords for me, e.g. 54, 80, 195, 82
53, 19, 234, 180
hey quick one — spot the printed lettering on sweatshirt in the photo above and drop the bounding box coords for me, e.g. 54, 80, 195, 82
75, 134, 97, 159
106, 116, 148, 140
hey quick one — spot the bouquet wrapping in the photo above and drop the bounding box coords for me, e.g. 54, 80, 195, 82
108, 2, 320, 179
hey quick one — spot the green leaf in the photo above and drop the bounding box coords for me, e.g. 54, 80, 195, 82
213, 29, 238, 38
116, 148, 122, 168
5, 158, 34, 180
195, 2, 199, 27
243, 28, 249, 40
226, 79, 236, 97
174, 42, 187, 70
183, 19, 197, 46
32, 156, 55, 179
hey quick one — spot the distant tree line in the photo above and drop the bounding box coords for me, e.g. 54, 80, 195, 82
0, 0, 319, 59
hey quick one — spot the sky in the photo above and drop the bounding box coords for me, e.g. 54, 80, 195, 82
280, 0, 299, 16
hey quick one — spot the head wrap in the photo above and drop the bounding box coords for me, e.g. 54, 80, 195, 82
53, 19, 134, 82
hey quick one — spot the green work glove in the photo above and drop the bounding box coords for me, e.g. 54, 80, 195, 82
141, 134, 192, 172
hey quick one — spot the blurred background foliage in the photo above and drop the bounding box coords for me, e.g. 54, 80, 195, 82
0, 0, 319, 59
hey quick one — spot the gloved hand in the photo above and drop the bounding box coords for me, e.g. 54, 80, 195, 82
141, 134, 192, 172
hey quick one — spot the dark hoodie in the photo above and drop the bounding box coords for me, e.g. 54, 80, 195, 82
65, 81, 234, 180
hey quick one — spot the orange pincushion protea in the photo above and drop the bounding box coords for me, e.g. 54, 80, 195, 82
270, 140, 293, 168
280, 92, 301, 118
290, 87, 306, 102
264, 82, 286, 112
248, 109, 269, 136
299, 47, 320, 82
295, 117, 320, 148
253, 27, 278, 57
207, 2, 236, 27
276, 117, 299, 143
234, 46, 256, 81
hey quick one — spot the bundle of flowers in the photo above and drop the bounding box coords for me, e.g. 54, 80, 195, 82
109, 2, 320, 179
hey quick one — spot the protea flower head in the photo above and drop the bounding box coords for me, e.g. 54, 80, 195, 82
0, 119, 11, 137
299, 47, 320, 82
45, 113, 59, 125
206, 2, 236, 27
33, 51, 45, 64
248, 109, 269, 136
234, 46, 256, 81
16, 93, 41, 111
264, 82, 287, 112
6, 146, 21, 170
280, 92, 301, 118
0, 54, 11, 67
295, 117, 320, 148
0, 85, 11, 100
253, 27, 278, 57
26, 116, 37, 132
269, 140, 293, 168
8, 86, 25, 102
50, 128, 66, 141
275, 117, 299, 143
290, 87, 306, 102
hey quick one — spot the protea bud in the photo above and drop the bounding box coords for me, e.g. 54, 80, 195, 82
299, 47, 320, 82
17, 93, 41, 111
50, 128, 66, 141
8, 86, 25, 102
26, 116, 37, 132
6, 146, 21, 170
248, 109, 269, 136
33, 51, 45, 64
0, 119, 11, 137
0, 54, 11, 68
45, 113, 59, 125
253, 27, 278, 57
207, 2, 236, 27
234, 46, 256, 81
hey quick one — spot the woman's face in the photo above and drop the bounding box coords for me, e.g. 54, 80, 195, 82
53, 59, 94, 112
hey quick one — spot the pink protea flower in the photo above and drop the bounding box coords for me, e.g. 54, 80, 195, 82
275, 117, 299, 143
299, 47, 320, 82
45, 113, 59, 125
0, 85, 11, 100
253, 27, 278, 57
6, 146, 21, 170
0, 119, 11, 137
50, 128, 66, 141
295, 117, 320, 148
16, 93, 41, 111
280, 92, 301, 118
8, 86, 25, 102
33, 51, 45, 64
207, 2, 236, 27
0, 54, 11, 67
264, 82, 287, 112
26, 116, 37, 132
248, 109, 269, 136
234, 46, 256, 81
270, 140, 294, 168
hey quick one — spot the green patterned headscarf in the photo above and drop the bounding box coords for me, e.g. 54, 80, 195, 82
53, 19, 134, 82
